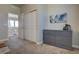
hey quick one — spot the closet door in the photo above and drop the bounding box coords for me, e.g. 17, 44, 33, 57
24, 13, 30, 40
24, 11, 37, 42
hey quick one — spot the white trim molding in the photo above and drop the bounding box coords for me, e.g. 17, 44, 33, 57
36, 41, 43, 45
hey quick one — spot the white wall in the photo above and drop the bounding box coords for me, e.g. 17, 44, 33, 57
0, 4, 20, 40
46, 4, 79, 48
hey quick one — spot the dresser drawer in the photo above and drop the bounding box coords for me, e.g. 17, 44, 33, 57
56, 42, 72, 50
43, 30, 56, 36
43, 35, 56, 45
56, 31, 72, 37
56, 37, 72, 46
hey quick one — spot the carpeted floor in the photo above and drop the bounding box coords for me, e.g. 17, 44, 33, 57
6, 39, 79, 54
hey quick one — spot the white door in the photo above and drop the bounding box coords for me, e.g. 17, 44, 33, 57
24, 11, 37, 42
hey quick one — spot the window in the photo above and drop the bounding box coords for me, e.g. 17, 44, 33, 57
15, 20, 19, 27
8, 13, 19, 28
8, 20, 14, 27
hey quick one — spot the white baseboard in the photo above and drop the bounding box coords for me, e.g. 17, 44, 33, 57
36, 41, 43, 45
36, 42, 43, 45
72, 45, 79, 49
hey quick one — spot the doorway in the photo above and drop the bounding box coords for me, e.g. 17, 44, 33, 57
8, 13, 19, 39
8, 13, 21, 49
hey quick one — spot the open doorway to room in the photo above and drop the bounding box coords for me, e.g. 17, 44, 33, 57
8, 13, 21, 49
8, 13, 19, 39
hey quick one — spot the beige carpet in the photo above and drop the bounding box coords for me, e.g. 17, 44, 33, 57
7, 39, 79, 54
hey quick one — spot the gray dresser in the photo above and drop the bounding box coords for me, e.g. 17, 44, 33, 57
43, 30, 72, 50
